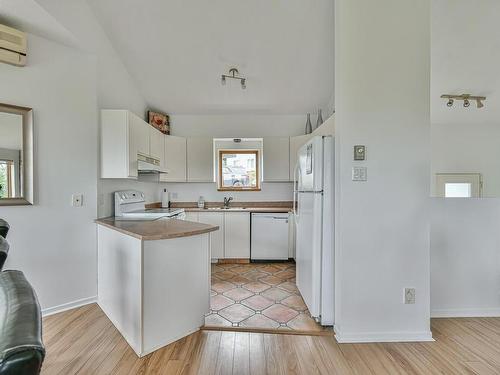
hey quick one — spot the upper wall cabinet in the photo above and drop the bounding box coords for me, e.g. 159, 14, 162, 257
149, 126, 165, 163
187, 137, 213, 182
263, 137, 290, 182
160, 135, 187, 182
101, 109, 162, 179
129, 113, 150, 158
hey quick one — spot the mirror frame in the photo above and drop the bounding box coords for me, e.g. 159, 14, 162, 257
0, 103, 34, 206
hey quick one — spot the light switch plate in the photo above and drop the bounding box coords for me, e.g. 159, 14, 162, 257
352, 167, 367, 181
72, 194, 83, 207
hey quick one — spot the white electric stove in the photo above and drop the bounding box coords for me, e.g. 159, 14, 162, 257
114, 190, 185, 221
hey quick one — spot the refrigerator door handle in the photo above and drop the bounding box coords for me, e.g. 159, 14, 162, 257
293, 162, 299, 220
293, 164, 298, 217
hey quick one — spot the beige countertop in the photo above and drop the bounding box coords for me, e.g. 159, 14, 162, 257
183, 207, 292, 213
152, 201, 293, 214
96, 217, 219, 241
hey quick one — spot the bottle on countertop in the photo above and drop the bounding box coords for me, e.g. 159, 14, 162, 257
161, 188, 170, 208
197, 196, 205, 209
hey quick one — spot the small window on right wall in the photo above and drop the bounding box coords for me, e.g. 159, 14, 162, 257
435, 173, 482, 198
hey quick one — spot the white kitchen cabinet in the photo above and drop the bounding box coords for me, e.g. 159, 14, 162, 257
263, 137, 290, 182
160, 135, 187, 182
187, 137, 213, 182
184, 211, 199, 222
224, 212, 250, 259
149, 126, 164, 163
289, 134, 313, 182
130, 112, 150, 157
198, 212, 224, 259
101, 110, 151, 179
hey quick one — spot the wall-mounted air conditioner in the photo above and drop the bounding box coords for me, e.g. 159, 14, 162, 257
0, 24, 27, 66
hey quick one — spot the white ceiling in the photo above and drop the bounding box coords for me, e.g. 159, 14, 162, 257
86, 0, 334, 115
0, 0, 79, 48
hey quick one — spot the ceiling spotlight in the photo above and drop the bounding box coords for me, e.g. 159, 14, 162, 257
221, 68, 246, 90
442, 93, 486, 109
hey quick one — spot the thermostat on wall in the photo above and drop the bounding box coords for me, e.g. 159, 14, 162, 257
354, 145, 366, 161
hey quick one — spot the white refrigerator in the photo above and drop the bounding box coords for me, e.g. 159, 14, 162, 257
293, 136, 334, 326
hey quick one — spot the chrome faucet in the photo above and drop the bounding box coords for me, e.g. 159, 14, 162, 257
223, 197, 233, 208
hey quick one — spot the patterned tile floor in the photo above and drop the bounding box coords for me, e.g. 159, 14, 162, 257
206, 262, 325, 332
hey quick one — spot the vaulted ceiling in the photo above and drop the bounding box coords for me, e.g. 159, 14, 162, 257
86, 0, 335, 115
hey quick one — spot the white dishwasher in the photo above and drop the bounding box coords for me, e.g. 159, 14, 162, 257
251, 213, 289, 260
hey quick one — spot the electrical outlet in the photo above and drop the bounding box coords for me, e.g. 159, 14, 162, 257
404, 288, 416, 304
352, 166, 367, 181
72, 194, 83, 207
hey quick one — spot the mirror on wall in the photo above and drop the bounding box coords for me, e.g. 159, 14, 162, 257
0, 103, 33, 206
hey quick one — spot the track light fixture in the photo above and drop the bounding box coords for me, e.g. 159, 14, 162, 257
441, 94, 486, 109
221, 68, 246, 90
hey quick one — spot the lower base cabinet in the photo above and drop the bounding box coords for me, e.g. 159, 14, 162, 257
183, 211, 251, 260
198, 212, 224, 259
223, 212, 250, 259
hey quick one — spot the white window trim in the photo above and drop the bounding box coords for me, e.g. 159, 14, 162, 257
435, 173, 483, 198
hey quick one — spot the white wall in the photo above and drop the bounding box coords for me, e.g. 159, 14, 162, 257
0, 0, 149, 313
165, 182, 293, 204
35, 0, 147, 115
170, 114, 306, 137
0, 34, 98, 312
431, 199, 500, 317
335, 0, 431, 342
429, 0, 500, 318
431, 122, 500, 197
431, 0, 500, 125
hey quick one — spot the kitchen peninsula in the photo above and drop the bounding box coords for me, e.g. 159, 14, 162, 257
96, 217, 218, 357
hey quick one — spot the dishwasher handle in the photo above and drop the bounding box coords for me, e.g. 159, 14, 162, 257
252, 214, 289, 222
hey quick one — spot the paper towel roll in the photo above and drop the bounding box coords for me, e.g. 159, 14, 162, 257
161, 188, 169, 208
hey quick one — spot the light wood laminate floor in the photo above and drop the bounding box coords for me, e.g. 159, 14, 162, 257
42, 303, 500, 374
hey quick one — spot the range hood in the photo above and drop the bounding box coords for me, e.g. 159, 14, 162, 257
137, 154, 165, 174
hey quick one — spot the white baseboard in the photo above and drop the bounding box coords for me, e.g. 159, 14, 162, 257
42, 296, 97, 317
431, 308, 500, 318
334, 325, 434, 343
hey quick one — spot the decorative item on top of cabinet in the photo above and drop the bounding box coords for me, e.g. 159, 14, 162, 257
147, 110, 170, 134
315, 109, 324, 130
305, 113, 312, 134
